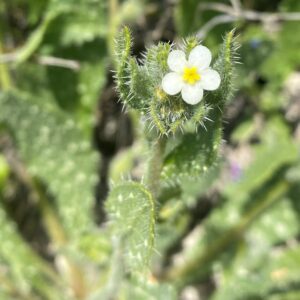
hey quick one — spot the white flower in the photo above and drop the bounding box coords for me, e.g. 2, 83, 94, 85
161, 46, 221, 105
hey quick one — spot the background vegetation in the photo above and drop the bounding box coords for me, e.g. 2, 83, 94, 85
0, 0, 300, 299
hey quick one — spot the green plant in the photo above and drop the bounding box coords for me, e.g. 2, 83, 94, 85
1, 0, 300, 299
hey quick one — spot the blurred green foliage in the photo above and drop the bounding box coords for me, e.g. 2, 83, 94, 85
0, 0, 300, 299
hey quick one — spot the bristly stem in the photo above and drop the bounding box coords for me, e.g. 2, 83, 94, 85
145, 136, 167, 198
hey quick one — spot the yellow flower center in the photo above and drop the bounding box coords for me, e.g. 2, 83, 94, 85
182, 66, 201, 85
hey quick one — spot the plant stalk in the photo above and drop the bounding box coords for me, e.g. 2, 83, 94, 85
145, 136, 167, 198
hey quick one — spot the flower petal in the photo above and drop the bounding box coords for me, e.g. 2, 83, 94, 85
167, 50, 187, 72
188, 45, 212, 70
181, 83, 203, 105
200, 68, 221, 91
162, 72, 183, 95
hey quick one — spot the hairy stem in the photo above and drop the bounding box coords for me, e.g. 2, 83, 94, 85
145, 136, 167, 198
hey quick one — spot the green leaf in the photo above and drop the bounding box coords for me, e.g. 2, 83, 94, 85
224, 118, 298, 207
56, 11, 107, 47
106, 182, 155, 272
46, 0, 108, 47
161, 127, 221, 181
174, 0, 199, 36
44, 39, 107, 114
15, 0, 107, 64
231, 119, 257, 143
248, 198, 299, 247
212, 245, 300, 300
0, 92, 98, 239
0, 204, 65, 299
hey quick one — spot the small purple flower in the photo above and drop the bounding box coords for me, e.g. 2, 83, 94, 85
230, 162, 243, 181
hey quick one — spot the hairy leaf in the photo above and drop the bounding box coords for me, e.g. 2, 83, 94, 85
0, 204, 65, 299
106, 182, 155, 272
0, 92, 98, 239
